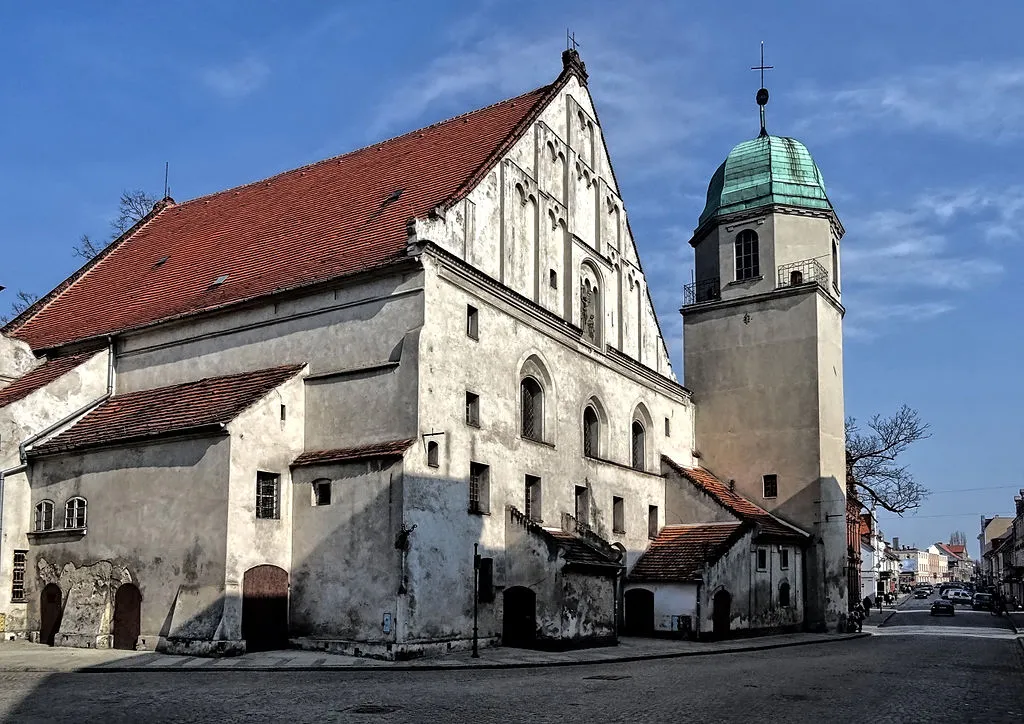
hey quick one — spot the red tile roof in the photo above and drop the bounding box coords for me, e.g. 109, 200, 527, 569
545, 529, 622, 570
947, 544, 966, 555
662, 456, 809, 541
0, 352, 97, 409
292, 439, 415, 467
6, 73, 575, 352
30, 364, 304, 456
629, 523, 746, 582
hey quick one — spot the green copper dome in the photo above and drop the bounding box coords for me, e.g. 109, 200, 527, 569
698, 135, 832, 228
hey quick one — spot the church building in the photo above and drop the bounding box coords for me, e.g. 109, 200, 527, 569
0, 49, 848, 658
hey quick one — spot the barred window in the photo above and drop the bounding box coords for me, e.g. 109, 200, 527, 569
582, 406, 599, 458
520, 377, 543, 441
735, 229, 760, 281
64, 497, 87, 529
631, 421, 646, 471
763, 474, 778, 499
256, 472, 280, 520
34, 500, 54, 531
469, 463, 490, 515
11, 550, 27, 602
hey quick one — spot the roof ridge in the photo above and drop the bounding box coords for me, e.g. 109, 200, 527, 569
172, 83, 556, 213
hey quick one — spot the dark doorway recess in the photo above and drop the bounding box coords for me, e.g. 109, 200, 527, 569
502, 586, 537, 648
712, 589, 732, 639
40, 583, 63, 646
113, 583, 142, 650
242, 565, 289, 652
623, 588, 655, 635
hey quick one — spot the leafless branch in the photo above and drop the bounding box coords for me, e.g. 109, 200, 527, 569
110, 189, 158, 237
0, 290, 40, 325
846, 405, 931, 515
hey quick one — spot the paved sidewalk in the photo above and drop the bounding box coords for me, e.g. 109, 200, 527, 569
0, 631, 867, 673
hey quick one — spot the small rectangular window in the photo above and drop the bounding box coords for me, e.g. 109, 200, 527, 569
757, 547, 768, 571
574, 485, 589, 524
763, 474, 778, 499
11, 550, 27, 603
465, 391, 480, 427
648, 505, 659, 539
525, 475, 542, 522
427, 440, 440, 468
549, 269, 558, 289
280, 404, 287, 422
256, 472, 281, 519
312, 480, 332, 507
469, 462, 490, 515
466, 305, 479, 339
780, 547, 790, 570
612, 496, 625, 534
664, 417, 670, 436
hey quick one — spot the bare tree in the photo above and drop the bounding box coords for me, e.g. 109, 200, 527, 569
72, 234, 104, 261
950, 530, 967, 547
0, 290, 41, 326
846, 405, 931, 515
74, 189, 158, 261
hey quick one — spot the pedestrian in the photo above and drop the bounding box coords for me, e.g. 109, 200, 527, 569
862, 595, 872, 617
877, 595, 883, 613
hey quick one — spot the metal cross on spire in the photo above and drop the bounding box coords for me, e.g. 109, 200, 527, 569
751, 41, 773, 137
566, 28, 581, 52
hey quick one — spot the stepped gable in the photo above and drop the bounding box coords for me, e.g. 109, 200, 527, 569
628, 523, 746, 582
6, 71, 578, 352
30, 364, 305, 456
662, 456, 809, 541
0, 351, 97, 409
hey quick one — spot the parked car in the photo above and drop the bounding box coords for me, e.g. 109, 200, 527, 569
931, 599, 955, 616
948, 590, 973, 605
972, 593, 993, 610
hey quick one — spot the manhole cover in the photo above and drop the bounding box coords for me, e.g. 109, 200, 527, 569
349, 704, 400, 714
583, 674, 631, 681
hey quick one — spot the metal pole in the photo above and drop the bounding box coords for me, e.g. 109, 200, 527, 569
472, 543, 480, 658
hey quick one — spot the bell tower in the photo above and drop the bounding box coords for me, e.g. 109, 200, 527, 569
681, 74, 848, 631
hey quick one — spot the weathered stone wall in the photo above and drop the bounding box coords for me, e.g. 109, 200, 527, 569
0, 335, 36, 388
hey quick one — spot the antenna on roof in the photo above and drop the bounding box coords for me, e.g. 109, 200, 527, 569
163, 161, 170, 199
751, 41, 773, 138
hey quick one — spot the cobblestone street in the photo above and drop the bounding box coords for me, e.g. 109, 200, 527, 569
1, 633, 1021, 723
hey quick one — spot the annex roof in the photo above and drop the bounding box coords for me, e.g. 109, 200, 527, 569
292, 439, 415, 467
662, 456, 810, 541
0, 351, 97, 409
628, 523, 746, 582
6, 70, 577, 352
30, 364, 304, 457
544, 528, 623, 570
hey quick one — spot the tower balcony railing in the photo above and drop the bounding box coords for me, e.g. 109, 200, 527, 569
777, 258, 830, 291
682, 277, 721, 306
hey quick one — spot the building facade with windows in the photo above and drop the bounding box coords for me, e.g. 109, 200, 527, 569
0, 49, 846, 655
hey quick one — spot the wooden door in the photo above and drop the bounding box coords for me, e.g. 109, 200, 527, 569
242, 565, 289, 651
112, 583, 142, 650
502, 586, 537, 648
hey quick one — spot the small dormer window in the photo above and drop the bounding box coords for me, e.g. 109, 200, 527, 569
735, 229, 760, 281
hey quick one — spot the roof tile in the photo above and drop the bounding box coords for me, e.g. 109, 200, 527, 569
292, 439, 415, 467
629, 524, 745, 582
0, 352, 97, 409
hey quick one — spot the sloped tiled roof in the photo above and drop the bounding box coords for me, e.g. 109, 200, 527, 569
662, 456, 809, 541
292, 439, 415, 467
947, 544, 966, 556
30, 364, 304, 456
629, 523, 746, 582
5, 71, 575, 352
545, 529, 622, 569
0, 351, 96, 409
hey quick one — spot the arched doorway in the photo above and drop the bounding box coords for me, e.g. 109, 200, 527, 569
502, 586, 536, 648
712, 589, 732, 639
40, 583, 63, 646
113, 583, 142, 650
623, 588, 655, 635
242, 565, 289, 652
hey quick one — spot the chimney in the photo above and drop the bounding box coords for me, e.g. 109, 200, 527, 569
729, 479, 736, 493
893, 537, 899, 550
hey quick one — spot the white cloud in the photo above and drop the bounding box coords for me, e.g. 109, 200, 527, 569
200, 57, 269, 99
795, 61, 1024, 141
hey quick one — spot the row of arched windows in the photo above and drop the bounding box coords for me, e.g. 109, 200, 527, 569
34, 497, 87, 532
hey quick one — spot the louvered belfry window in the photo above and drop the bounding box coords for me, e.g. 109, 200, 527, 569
521, 377, 543, 441
735, 229, 760, 280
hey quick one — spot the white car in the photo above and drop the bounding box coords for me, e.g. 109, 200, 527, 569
947, 590, 973, 605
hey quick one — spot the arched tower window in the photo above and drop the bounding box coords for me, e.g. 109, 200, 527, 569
521, 377, 544, 441
832, 241, 840, 291
583, 406, 600, 458
426, 441, 439, 468
34, 500, 54, 531
65, 497, 87, 529
735, 229, 760, 281
631, 421, 646, 471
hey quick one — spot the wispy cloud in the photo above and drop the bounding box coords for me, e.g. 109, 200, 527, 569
200, 56, 269, 99
795, 61, 1024, 141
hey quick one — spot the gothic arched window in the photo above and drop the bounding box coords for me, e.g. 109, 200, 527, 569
631, 421, 646, 471
580, 279, 600, 345
735, 229, 760, 281
34, 500, 54, 531
583, 406, 600, 458
521, 377, 544, 441
65, 497, 87, 529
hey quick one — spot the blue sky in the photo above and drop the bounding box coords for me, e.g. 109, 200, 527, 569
2, 2, 1022, 556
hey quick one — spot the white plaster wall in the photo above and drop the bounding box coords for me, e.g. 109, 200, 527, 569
0, 335, 35, 388
624, 581, 698, 632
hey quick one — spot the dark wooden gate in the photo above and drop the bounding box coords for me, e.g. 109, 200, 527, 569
624, 588, 655, 635
242, 565, 289, 652
40, 583, 63, 646
112, 583, 142, 650
712, 589, 732, 639
502, 586, 536, 648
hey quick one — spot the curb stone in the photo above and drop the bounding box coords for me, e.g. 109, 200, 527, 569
2, 633, 870, 675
